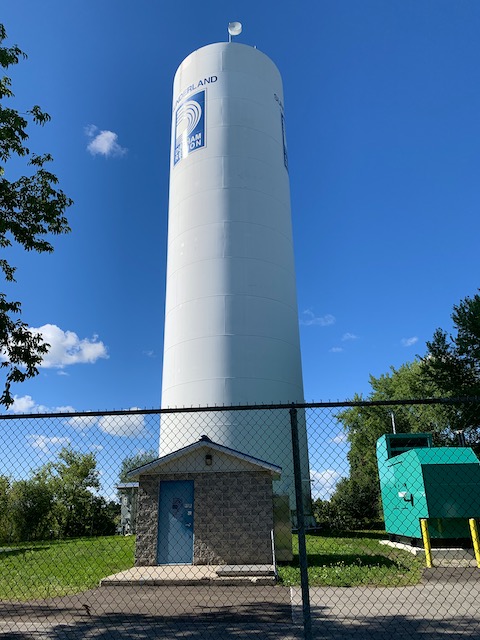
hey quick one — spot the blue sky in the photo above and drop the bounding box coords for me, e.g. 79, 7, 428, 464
2, 1, 479, 497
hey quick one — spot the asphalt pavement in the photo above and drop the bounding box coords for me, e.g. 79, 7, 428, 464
0, 585, 299, 640
1, 569, 480, 639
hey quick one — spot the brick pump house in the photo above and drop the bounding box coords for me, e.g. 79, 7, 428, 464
127, 436, 282, 566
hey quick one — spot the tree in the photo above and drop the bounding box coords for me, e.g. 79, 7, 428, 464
0, 448, 120, 542
335, 361, 446, 524
38, 447, 101, 538
88, 496, 120, 536
9, 476, 55, 541
118, 450, 157, 483
313, 493, 358, 532
422, 291, 480, 448
0, 24, 73, 406
324, 291, 480, 530
424, 291, 480, 398
0, 475, 11, 540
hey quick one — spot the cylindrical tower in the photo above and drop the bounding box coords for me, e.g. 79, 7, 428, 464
160, 41, 311, 517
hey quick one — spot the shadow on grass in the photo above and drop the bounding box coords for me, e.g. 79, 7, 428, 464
307, 529, 387, 541
0, 546, 51, 558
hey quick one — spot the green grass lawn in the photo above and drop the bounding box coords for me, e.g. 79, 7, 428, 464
277, 531, 423, 587
0, 536, 135, 600
0, 531, 423, 601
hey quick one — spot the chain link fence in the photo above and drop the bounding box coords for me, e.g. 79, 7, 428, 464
0, 398, 480, 639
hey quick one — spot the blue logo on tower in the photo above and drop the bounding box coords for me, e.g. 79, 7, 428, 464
174, 90, 205, 166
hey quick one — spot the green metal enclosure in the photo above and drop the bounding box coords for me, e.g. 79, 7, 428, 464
376, 433, 480, 541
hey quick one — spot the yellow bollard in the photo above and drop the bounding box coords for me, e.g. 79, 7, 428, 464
469, 519, 480, 568
420, 518, 433, 568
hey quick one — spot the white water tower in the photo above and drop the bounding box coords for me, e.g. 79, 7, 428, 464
160, 35, 311, 518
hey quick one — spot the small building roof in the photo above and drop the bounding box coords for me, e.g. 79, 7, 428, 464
126, 436, 282, 480
117, 482, 139, 490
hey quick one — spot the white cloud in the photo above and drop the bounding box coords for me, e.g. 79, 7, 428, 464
98, 409, 146, 437
329, 346, 344, 353
29, 324, 108, 369
84, 124, 98, 138
300, 310, 335, 327
342, 332, 358, 341
331, 432, 348, 444
401, 336, 418, 347
66, 415, 99, 430
85, 124, 127, 157
310, 469, 343, 500
143, 350, 156, 358
28, 434, 70, 454
10, 395, 41, 413
8, 395, 75, 415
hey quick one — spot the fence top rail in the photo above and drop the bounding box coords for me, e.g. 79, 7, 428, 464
0, 396, 479, 421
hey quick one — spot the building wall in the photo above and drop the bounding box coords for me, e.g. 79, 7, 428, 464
135, 476, 159, 565
135, 470, 274, 566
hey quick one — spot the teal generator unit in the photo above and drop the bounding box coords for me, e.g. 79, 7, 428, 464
376, 433, 480, 543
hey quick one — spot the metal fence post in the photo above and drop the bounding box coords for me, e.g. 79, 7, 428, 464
290, 406, 312, 639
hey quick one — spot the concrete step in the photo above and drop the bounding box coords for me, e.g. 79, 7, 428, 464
215, 564, 275, 577
100, 565, 277, 587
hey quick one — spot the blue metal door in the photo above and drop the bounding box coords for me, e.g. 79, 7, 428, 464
157, 480, 194, 564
